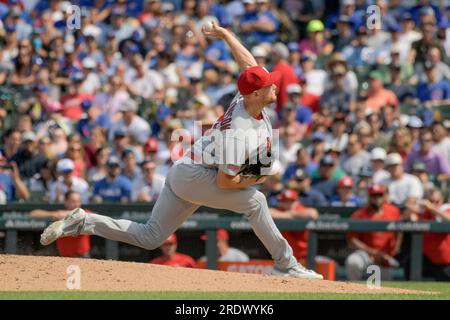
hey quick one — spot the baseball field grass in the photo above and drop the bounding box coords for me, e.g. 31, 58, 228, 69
0, 282, 448, 300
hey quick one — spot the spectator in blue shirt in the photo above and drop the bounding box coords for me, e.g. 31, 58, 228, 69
328, 176, 362, 207
283, 146, 318, 183
76, 100, 111, 140
203, 39, 232, 72
291, 168, 328, 207
417, 61, 450, 103
0, 161, 29, 203
240, 0, 278, 45
325, 0, 364, 33
92, 156, 132, 203
410, 1, 442, 26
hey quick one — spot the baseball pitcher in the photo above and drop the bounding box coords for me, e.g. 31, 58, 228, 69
40, 22, 323, 279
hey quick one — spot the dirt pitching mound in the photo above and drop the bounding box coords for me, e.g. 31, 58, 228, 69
0, 255, 428, 294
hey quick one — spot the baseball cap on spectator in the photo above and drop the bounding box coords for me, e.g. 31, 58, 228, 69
144, 137, 159, 153
312, 131, 326, 142
337, 176, 354, 188
368, 70, 384, 82
237, 66, 281, 96
194, 95, 211, 108
412, 162, 427, 172
22, 131, 37, 142
330, 64, 347, 76
126, 43, 140, 55
251, 46, 267, 58
107, 155, 121, 167
420, 6, 435, 16
162, 234, 177, 245
402, 12, 413, 21
114, 129, 128, 139
294, 168, 309, 181
200, 228, 229, 241
286, 83, 301, 95
82, 57, 97, 69
242, 0, 255, 4
371, 147, 387, 161
119, 99, 138, 112
307, 19, 324, 33
300, 52, 316, 63
385, 153, 403, 167
161, 2, 175, 12
278, 189, 298, 202
287, 42, 299, 52
56, 158, 74, 173
359, 166, 373, 177
320, 154, 335, 166
368, 183, 385, 195
70, 72, 84, 83
341, 0, 355, 5
81, 99, 93, 111
272, 43, 289, 60
407, 115, 423, 129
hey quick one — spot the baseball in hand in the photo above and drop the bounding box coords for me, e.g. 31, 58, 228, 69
204, 21, 213, 32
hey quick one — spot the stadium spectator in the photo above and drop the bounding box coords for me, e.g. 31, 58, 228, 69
198, 229, 249, 263
310, 154, 345, 200
382, 153, 424, 207
340, 133, 371, 178
131, 160, 165, 202
270, 189, 318, 262
432, 121, 450, 161
290, 168, 327, 207
370, 147, 390, 184
345, 184, 401, 280
405, 129, 450, 181
411, 162, 436, 193
364, 71, 399, 113
282, 145, 317, 183
329, 176, 362, 207
0, 159, 29, 203
30, 191, 90, 258
87, 147, 111, 184
49, 158, 89, 204
0, 129, 21, 161
300, 52, 326, 97
11, 131, 48, 182
150, 234, 196, 268
284, 84, 312, 128
320, 63, 356, 114
271, 42, 298, 111
407, 188, 450, 281
92, 156, 132, 203
416, 61, 450, 104
300, 19, 333, 56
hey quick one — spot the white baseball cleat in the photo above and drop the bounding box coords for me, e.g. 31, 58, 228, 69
40, 208, 86, 246
271, 263, 324, 280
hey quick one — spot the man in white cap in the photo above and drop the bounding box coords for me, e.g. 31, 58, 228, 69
49, 158, 89, 204
80, 57, 101, 94
109, 98, 151, 145
370, 147, 390, 184
251, 45, 268, 67
381, 153, 423, 207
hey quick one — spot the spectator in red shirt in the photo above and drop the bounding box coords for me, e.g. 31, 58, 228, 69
30, 191, 90, 258
150, 234, 196, 268
408, 188, 450, 281
270, 189, 318, 262
345, 184, 401, 280
271, 42, 298, 112
59, 72, 93, 121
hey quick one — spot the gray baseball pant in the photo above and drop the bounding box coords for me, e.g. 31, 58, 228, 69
78, 162, 297, 269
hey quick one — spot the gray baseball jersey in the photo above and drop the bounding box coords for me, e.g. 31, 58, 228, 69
75, 93, 297, 270
190, 93, 273, 176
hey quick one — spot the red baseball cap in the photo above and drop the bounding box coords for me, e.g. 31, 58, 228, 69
337, 176, 354, 188
277, 189, 298, 202
237, 66, 281, 95
200, 228, 229, 241
144, 137, 159, 152
368, 184, 385, 195
162, 234, 177, 245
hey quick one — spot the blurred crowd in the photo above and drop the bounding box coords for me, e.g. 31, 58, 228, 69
0, 0, 449, 212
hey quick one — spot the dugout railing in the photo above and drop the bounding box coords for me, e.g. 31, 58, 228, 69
1, 203, 449, 281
